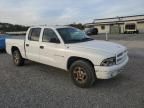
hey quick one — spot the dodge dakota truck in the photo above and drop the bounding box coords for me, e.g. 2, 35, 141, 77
6, 26, 129, 88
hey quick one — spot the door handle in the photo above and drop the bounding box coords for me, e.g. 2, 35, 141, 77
26, 44, 29, 47
40, 46, 44, 49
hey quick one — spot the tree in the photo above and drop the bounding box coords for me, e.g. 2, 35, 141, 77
68, 23, 85, 30
0, 22, 29, 32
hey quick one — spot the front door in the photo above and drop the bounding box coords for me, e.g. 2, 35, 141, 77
39, 28, 65, 68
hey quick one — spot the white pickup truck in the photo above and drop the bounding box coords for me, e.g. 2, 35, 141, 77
6, 26, 128, 88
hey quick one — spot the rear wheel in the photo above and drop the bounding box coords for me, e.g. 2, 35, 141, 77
70, 60, 96, 88
12, 50, 24, 66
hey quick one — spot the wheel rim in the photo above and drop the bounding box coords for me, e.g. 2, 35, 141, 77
13, 52, 19, 64
73, 66, 87, 83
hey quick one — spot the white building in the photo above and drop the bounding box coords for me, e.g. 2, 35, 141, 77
85, 15, 144, 34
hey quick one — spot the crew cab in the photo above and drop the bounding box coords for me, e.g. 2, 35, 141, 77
6, 26, 129, 88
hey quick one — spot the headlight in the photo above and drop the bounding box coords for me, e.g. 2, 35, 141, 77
101, 57, 116, 66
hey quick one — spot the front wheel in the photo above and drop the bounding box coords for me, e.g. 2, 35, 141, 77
70, 60, 96, 88
12, 50, 24, 66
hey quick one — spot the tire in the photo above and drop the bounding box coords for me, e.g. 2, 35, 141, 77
70, 60, 96, 88
136, 30, 139, 34
0, 49, 5, 53
12, 50, 24, 66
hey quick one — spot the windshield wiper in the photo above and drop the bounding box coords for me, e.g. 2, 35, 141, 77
81, 38, 94, 41
65, 38, 94, 43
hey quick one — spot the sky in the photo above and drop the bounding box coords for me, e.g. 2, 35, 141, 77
0, 0, 144, 26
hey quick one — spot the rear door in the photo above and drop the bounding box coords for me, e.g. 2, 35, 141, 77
25, 28, 41, 61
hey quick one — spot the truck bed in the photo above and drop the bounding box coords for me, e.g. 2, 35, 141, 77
6, 37, 26, 58
6, 35, 25, 40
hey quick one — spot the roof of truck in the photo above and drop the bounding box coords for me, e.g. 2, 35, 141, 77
30, 25, 72, 29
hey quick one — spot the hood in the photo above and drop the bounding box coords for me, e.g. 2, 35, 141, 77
67, 40, 126, 55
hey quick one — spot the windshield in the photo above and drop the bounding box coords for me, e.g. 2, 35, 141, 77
57, 28, 94, 43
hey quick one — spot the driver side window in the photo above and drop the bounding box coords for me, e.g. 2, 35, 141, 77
42, 28, 60, 43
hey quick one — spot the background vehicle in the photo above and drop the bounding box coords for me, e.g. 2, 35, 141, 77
6, 26, 128, 88
0, 35, 6, 51
0, 35, 11, 52
85, 28, 98, 35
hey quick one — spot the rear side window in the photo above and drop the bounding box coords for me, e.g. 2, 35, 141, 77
28, 28, 41, 41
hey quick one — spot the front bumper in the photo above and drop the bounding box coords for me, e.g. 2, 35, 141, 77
94, 56, 129, 79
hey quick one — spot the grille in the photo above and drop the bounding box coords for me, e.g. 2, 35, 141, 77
117, 52, 123, 57
117, 50, 127, 64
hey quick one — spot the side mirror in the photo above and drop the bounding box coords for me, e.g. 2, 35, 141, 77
50, 38, 60, 43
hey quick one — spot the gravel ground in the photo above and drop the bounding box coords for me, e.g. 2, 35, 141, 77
0, 41, 144, 108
